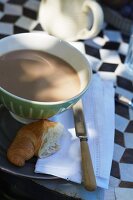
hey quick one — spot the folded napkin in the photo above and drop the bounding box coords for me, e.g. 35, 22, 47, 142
35, 74, 115, 189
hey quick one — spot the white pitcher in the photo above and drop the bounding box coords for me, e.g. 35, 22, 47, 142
38, 0, 104, 41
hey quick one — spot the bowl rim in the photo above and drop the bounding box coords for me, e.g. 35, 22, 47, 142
0, 32, 92, 105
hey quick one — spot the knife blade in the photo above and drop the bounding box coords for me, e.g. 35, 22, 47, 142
72, 99, 96, 191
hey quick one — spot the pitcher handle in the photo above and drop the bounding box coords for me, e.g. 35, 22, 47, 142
81, 0, 104, 39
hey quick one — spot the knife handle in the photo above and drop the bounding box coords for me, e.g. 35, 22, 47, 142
73, 100, 97, 191
80, 138, 97, 191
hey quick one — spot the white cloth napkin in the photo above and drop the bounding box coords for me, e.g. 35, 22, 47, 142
35, 74, 115, 189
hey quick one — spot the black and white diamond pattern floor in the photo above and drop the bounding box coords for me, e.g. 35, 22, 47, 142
0, 0, 133, 199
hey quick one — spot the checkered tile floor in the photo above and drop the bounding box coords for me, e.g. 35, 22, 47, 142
0, 0, 133, 194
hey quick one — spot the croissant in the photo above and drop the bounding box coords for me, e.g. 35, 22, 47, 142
7, 119, 64, 167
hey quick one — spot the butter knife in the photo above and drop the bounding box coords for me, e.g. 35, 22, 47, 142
72, 99, 96, 191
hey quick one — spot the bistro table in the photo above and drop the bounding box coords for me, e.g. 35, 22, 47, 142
0, 1, 133, 200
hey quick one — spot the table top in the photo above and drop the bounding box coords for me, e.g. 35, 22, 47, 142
0, 1, 133, 200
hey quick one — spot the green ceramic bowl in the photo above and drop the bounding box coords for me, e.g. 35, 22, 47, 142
0, 33, 92, 123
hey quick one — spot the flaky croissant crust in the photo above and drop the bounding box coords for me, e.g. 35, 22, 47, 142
7, 119, 58, 167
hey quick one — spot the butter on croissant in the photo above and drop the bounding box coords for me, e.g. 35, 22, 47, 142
7, 119, 64, 167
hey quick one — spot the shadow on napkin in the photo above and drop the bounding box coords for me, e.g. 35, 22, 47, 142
35, 74, 115, 189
